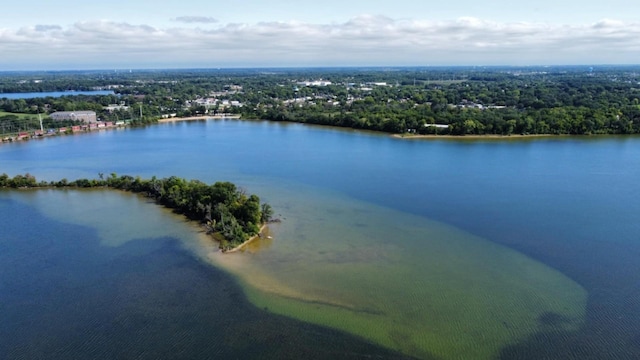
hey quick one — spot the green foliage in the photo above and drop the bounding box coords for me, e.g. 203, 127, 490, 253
0, 172, 271, 250
3, 66, 640, 136
0, 173, 37, 188
261, 203, 274, 223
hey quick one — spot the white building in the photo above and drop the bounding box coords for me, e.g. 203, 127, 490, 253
296, 80, 332, 87
50, 111, 97, 123
105, 104, 129, 112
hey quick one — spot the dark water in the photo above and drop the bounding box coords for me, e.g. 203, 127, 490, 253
0, 193, 411, 360
0, 90, 115, 99
1, 120, 640, 359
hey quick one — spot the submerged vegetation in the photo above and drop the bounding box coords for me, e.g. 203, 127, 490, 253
0, 172, 273, 250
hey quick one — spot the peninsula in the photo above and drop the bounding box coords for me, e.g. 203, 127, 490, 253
0, 173, 273, 251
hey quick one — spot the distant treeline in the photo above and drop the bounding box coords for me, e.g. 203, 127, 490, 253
249, 105, 640, 136
0, 173, 273, 250
237, 75, 640, 136
4, 66, 640, 136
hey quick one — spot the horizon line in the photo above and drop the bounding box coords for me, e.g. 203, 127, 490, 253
2, 64, 640, 74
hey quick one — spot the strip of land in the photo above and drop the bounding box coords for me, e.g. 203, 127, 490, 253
0, 173, 272, 252
222, 224, 268, 253
392, 133, 566, 140
157, 114, 241, 123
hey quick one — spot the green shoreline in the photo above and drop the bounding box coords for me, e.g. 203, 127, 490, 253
0, 173, 272, 251
393, 133, 565, 140
222, 224, 269, 253
3, 114, 639, 147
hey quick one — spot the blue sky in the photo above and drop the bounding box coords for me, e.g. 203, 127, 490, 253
2, 0, 640, 70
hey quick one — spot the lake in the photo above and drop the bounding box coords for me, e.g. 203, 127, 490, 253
0, 90, 115, 99
1, 119, 639, 359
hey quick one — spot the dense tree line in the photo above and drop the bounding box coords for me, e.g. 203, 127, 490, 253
0, 173, 273, 250
232, 68, 640, 135
3, 66, 640, 136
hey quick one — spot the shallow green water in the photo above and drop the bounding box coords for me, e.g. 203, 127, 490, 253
209, 184, 585, 359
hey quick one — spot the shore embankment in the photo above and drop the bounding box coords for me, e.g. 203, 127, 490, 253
392, 133, 565, 140
1, 114, 242, 144
157, 114, 241, 123
222, 224, 268, 253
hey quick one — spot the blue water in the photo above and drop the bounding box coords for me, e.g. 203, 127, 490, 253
0, 90, 115, 99
0, 192, 409, 360
1, 120, 640, 358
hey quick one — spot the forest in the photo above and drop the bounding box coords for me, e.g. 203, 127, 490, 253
2, 66, 640, 136
0, 173, 273, 251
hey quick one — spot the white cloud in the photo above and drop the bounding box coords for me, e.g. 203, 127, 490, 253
1, 16, 640, 69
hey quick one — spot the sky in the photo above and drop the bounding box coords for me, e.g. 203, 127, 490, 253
2, 0, 640, 70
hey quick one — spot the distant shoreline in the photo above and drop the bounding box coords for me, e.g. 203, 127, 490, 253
157, 114, 241, 123
1, 114, 241, 144
392, 133, 567, 140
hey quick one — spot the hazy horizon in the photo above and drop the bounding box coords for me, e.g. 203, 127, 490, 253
1, 64, 637, 74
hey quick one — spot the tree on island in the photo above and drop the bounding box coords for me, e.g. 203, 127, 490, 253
0, 172, 274, 251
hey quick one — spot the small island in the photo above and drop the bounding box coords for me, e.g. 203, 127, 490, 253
0, 172, 274, 251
